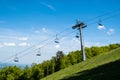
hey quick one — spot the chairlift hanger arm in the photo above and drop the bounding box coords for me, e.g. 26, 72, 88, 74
36, 48, 41, 56
54, 35, 60, 43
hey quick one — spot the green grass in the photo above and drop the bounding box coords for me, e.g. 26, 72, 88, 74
41, 47, 120, 80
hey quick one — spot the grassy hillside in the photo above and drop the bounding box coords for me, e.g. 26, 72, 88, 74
41, 47, 120, 80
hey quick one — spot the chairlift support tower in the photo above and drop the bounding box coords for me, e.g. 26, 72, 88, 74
72, 20, 87, 61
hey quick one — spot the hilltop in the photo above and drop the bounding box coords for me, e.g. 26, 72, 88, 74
42, 47, 120, 80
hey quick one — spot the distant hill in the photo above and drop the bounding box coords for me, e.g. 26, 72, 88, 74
42, 47, 120, 80
0, 63, 26, 69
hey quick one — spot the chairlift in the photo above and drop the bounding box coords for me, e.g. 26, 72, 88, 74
54, 35, 59, 43
14, 55, 19, 62
36, 48, 41, 56
75, 33, 79, 38
98, 18, 103, 26
98, 23, 102, 26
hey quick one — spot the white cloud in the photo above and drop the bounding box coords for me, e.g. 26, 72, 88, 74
34, 30, 41, 34
71, 38, 79, 43
55, 44, 60, 48
0, 44, 4, 48
94, 42, 100, 46
0, 36, 28, 41
97, 25, 105, 30
3, 42, 16, 46
84, 42, 92, 47
42, 28, 47, 33
107, 28, 115, 35
85, 41, 102, 47
60, 37, 66, 41
18, 37, 28, 41
33, 28, 47, 34
18, 42, 30, 47
40, 2, 55, 11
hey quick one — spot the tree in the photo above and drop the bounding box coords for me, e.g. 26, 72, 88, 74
31, 64, 43, 80
68, 51, 77, 65
55, 51, 64, 71
109, 43, 120, 49
0, 66, 23, 80
20, 65, 32, 80
49, 57, 56, 74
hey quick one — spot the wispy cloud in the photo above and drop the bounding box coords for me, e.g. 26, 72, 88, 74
33, 27, 47, 34
18, 42, 30, 47
94, 42, 100, 46
85, 41, 102, 47
107, 28, 115, 35
97, 25, 115, 36
34, 30, 41, 34
3, 42, 16, 47
0, 35, 28, 41
42, 27, 47, 33
0, 44, 4, 48
40, 2, 56, 11
0, 42, 30, 48
71, 38, 79, 43
55, 44, 60, 48
17, 37, 28, 41
97, 25, 105, 30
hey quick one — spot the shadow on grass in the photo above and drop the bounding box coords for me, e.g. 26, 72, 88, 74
61, 59, 120, 80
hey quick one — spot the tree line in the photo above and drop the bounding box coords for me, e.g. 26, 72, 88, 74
0, 43, 120, 80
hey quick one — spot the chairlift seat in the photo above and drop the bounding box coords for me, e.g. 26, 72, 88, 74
36, 53, 41, 56
55, 40, 59, 43
98, 23, 102, 26
14, 59, 19, 62
14, 56, 19, 62
55, 35, 60, 43
75, 35, 79, 38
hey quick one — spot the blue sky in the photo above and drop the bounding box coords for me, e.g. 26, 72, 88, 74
0, 0, 120, 65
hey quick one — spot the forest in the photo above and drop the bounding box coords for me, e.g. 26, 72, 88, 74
0, 43, 120, 80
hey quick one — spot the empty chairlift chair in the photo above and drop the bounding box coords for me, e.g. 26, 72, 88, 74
14, 55, 19, 62
75, 33, 79, 38
54, 35, 59, 43
36, 48, 41, 56
98, 18, 103, 26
